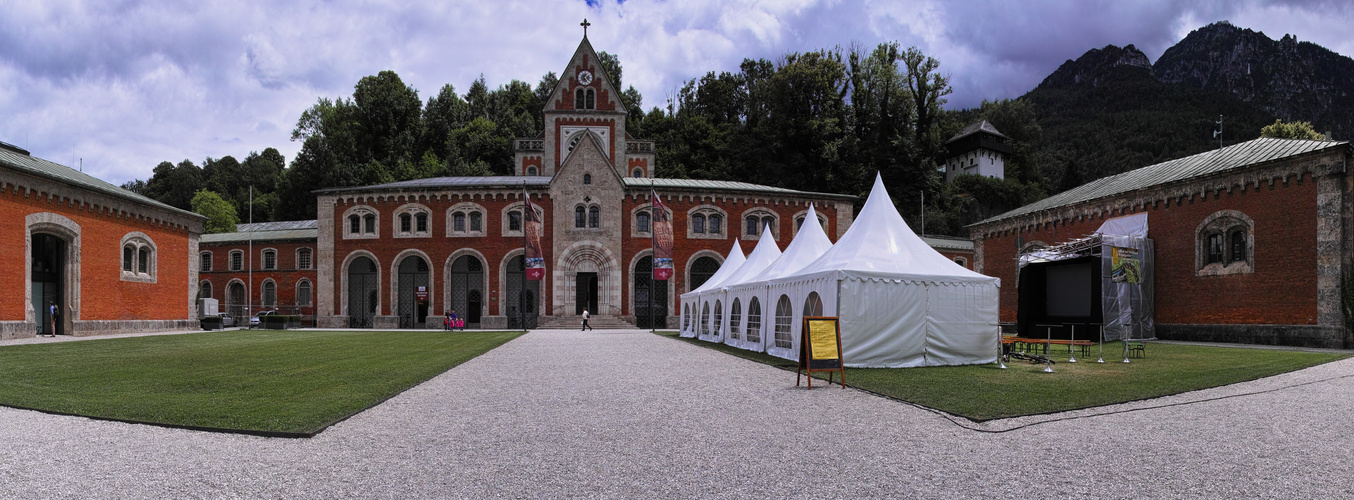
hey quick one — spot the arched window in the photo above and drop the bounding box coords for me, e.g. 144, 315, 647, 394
774, 295, 793, 349
746, 297, 762, 343
527, 166, 538, 176
713, 300, 723, 338
453, 212, 466, 232
262, 249, 277, 270
138, 247, 149, 273
200, 252, 212, 272
509, 210, 522, 231
692, 214, 706, 234
745, 216, 758, 236
400, 213, 412, 233
349, 214, 361, 234
637, 212, 651, 233
120, 232, 157, 282
588, 206, 600, 228
803, 291, 823, 317
297, 280, 313, 306
953, 257, 968, 268
199, 281, 212, 299
633, 168, 643, 178
729, 299, 742, 341
689, 256, 720, 291
575, 88, 586, 109
363, 214, 376, 234
700, 302, 711, 337
586, 89, 595, 109
583, 173, 592, 185
470, 212, 482, 232
575, 205, 586, 228
762, 216, 775, 234
416, 213, 428, 233
230, 250, 243, 271
297, 248, 313, 270
1229, 229, 1247, 263
122, 246, 134, 272
1197, 210, 1254, 276
708, 215, 722, 234
262, 280, 276, 308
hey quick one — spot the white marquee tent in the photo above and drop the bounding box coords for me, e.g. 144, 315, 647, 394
765, 174, 1001, 367
697, 225, 782, 344
724, 204, 834, 352
679, 239, 744, 338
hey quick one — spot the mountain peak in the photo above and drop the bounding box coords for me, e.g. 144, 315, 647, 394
1038, 44, 1152, 89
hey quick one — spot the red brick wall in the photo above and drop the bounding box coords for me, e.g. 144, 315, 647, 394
979, 173, 1320, 325
2, 184, 192, 321
198, 239, 317, 316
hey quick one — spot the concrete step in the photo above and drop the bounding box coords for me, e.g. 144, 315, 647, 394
534, 315, 636, 330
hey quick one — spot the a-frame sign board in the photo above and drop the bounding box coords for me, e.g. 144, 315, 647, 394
797, 316, 845, 389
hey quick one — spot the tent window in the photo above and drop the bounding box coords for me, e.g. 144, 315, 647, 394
700, 302, 711, 337
774, 295, 793, 349
746, 297, 762, 344
713, 300, 723, 338
803, 292, 823, 317
729, 299, 741, 341
683, 305, 690, 331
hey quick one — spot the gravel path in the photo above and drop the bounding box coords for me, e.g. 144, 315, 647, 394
1, 329, 1352, 498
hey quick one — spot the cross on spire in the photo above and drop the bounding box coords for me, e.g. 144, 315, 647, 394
581, 18, 591, 38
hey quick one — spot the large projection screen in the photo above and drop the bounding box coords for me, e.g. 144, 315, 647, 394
1045, 263, 1092, 317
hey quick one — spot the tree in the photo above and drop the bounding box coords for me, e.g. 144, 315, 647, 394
144, 159, 203, 210
1260, 119, 1325, 140
191, 189, 239, 234
120, 179, 146, 195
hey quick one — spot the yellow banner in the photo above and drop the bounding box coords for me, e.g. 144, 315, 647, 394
808, 319, 839, 360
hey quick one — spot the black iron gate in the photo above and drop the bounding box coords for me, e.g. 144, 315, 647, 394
450, 255, 485, 326
398, 256, 430, 328
348, 256, 378, 328
635, 256, 667, 328
507, 255, 539, 329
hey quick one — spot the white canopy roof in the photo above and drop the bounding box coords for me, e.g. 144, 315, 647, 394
687, 239, 746, 295
716, 225, 782, 289
791, 173, 998, 285
748, 204, 833, 283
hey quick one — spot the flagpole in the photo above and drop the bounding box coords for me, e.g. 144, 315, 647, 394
650, 186, 656, 332
521, 181, 528, 332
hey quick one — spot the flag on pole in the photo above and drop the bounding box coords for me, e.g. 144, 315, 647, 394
652, 190, 674, 280
523, 189, 545, 280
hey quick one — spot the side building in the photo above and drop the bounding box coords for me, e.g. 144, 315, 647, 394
1, 141, 205, 338
198, 221, 318, 324
969, 137, 1353, 348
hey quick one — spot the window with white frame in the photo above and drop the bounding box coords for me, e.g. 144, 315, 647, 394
502, 202, 543, 237
394, 204, 431, 238
746, 297, 762, 344
687, 206, 727, 239
343, 206, 379, 239
120, 232, 157, 283
262, 249, 277, 270
742, 209, 778, 240
200, 251, 212, 272
296, 279, 313, 306
230, 250, 243, 271
447, 203, 487, 237
262, 280, 276, 308
773, 295, 793, 348
1196, 210, 1254, 276
297, 248, 313, 270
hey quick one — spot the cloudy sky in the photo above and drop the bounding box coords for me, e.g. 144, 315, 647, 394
2, 0, 1349, 186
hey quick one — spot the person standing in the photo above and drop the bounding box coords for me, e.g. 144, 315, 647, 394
581, 308, 593, 331
47, 301, 59, 337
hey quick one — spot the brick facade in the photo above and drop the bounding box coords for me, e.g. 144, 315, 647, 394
971, 145, 1352, 348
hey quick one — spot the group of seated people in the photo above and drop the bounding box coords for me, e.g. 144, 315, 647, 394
443, 311, 466, 331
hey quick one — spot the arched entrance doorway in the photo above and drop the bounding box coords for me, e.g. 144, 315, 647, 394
348, 256, 378, 328
449, 255, 484, 326
228, 281, 246, 320
397, 255, 430, 328
31, 233, 65, 335
689, 256, 719, 291
634, 256, 667, 328
506, 255, 538, 329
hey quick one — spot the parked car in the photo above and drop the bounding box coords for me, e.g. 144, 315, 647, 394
249, 310, 277, 327
219, 313, 236, 327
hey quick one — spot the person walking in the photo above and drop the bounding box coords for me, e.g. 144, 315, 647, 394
581, 308, 593, 331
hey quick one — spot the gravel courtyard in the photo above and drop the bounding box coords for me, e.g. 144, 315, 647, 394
2, 329, 1351, 498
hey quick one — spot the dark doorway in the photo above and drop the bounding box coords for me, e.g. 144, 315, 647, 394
228, 282, 246, 320
31, 233, 64, 335
449, 255, 484, 326
398, 256, 430, 328
348, 256, 378, 328
506, 255, 539, 329
635, 256, 667, 328
575, 272, 598, 315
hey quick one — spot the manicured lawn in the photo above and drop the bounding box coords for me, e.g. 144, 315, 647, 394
659, 332, 1349, 420
0, 330, 523, 436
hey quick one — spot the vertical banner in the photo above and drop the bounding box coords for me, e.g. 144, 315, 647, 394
651, 190, 674, 280
523, 190, 545, 280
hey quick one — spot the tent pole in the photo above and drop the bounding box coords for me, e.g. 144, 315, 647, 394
1097, 324, 1105, 363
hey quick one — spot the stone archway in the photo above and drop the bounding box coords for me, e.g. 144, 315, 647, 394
553, 240, 621, 316
24, 213, 80, 339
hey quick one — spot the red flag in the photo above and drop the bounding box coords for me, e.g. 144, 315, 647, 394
523, 190, 545, 280
651, 190, 674, 280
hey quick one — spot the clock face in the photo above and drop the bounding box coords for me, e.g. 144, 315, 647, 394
577, 71, 593, 85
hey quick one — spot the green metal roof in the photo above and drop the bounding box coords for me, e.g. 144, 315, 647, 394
623, 177, 856, 200
973, 137, 1350, 227
201, 228, 318, 244
0, 142, 203, 220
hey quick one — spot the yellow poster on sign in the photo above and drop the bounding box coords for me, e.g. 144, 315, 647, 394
808, 319, 839, 360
